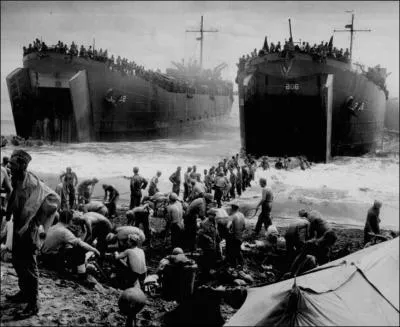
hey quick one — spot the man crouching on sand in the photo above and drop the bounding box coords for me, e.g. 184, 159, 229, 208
5, 150, 60, 317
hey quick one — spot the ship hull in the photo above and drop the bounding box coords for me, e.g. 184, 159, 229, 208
6, 53, 233, 142
237, 53, 386, 162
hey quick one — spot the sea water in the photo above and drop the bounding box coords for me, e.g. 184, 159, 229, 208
1, 97, 398, 229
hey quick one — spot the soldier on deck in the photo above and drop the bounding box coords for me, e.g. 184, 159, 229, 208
87, 46, 93, 59
343, 48, 350, 60
79, 45, 86, 57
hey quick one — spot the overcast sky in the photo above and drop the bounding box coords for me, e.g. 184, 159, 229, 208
1, 1, 399, 119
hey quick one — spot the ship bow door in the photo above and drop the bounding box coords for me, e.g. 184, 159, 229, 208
6, 68, 32, 138
69, 70, 93, 142
323, 74, 334, 162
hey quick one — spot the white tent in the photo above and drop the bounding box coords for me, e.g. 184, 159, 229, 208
226, 238, 399, 326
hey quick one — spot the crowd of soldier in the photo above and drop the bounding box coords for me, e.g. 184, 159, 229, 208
22, 39, 232, 97
1, 150, 394, 320
237, 37, 351, 72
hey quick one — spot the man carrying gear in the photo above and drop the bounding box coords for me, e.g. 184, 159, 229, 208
5, 150, 60, 317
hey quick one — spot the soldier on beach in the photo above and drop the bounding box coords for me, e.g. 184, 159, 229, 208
190, 165, 198, 180
235, 165, 242, 197
73, 211, 113, 257
148, 171, 162, 197
204, 169, 213, 194
5, 150, 60, 317
126, 203, 152, 245
298, 208, 330, 239
125, 167, 148, 209
214, 171, 230, 208
166, 192, 184, 249
253, 178, 274, 235
60, 167, 78, 209
364, 200, 383, 244
226, 202, 246, 267
77, 177, 99, 205
184, 193, 214, 252
40, 210, 100, 286
183, 167, 193, 201
169, 166, 182, 196
102, 184, 119, 218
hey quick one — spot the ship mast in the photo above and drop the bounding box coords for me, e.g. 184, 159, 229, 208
288, 18, 293, 42
333, 12, 371, 61
186, 16, 218, 70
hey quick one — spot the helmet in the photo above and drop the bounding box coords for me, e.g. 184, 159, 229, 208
169, 192, 178, 201
172, 247, 184, 255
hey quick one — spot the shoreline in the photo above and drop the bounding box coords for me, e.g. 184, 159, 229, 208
33, 171, 398, 232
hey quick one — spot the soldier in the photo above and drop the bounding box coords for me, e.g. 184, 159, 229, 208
187, 178, 206, 202
169, 166, 182, 196
126, 203, 152, 245
77, 178, 99, 205
298, 209, 330, 239
227, 202, 246, 267
235, 165, 242, 198
190, 165, 198, 180
125, 167, 148, 209
74, 211, 112, 257
87, 46, 93, 59
214, 171, 230, 208
79, 45, 85, 57
253, 178, 274, 235
166, 193, 184, 249
228, 167, 237, 200
198, 210, 220, 276
204, 169, 213, 194
363, 200, 383, 244
102, 184, 119, 218
148, 171, 162, 197
5, 150, 60, 316
59, 167, 78, 210
183, 167, 193, 201
184, 193, 214, 252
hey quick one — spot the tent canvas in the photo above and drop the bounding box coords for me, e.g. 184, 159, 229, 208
225, 238, 399, 326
